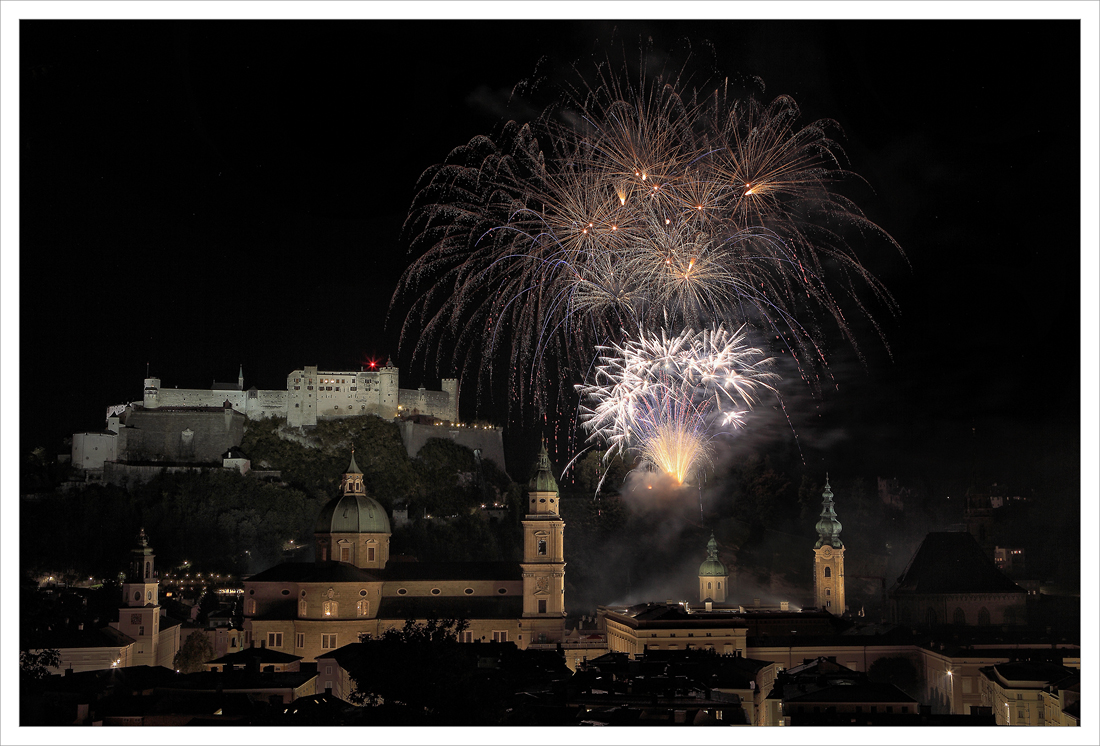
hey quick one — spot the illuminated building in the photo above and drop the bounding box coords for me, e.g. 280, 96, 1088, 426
242, 446, 566, 665
813, 477, 846, 614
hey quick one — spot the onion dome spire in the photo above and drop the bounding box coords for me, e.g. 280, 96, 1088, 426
699, 532, 727, 576
814, 474, 843, 549
347, 449, 362, 475
528, 440, 558, 494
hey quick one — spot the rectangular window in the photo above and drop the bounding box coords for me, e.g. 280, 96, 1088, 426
138, 626, 145, 636
491, 630, 508, 643
296, 633, 304, 648
460, 631, 473, 643
368, 547, 376, 562
538, 599, 547, 614
322, 634, 337, 650
340, 546, 351, 562
268, 632, 282, 648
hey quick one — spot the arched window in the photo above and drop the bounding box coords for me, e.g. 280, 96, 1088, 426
323, 601, 338, 617
824, 567, 831, 578
953, 607, 966, 626
299, 597, 308, 617
978, 607, 991, 626
357, 600, 369, 617
707, 582, 712, 590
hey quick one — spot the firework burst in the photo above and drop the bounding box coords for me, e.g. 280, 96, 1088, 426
576, 324, 777, 489
392, 48, 900, 421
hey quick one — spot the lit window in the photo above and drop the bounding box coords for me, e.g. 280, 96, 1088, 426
357, 600, 369, 617
323, 601, 338, 617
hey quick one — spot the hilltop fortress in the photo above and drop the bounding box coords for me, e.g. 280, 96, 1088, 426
141, 359, 457, 426
72, 363, 508, 482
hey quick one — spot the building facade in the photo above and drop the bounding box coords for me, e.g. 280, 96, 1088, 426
242, 446, 565, 665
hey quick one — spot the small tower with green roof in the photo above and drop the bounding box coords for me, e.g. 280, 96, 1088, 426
520, 441, 566, 644
813, 476, 846, 614
698, 533, 729, 603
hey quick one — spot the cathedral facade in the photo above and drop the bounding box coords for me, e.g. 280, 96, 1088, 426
242, 446, 566, 663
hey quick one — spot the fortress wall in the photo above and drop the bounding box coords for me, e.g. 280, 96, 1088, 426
398, 388, 456, 422
72, 431, 118, 471
119, 408, 246, 464
398, 421, 507, 473
245, 390, 288, 420
151, 388, 246, 411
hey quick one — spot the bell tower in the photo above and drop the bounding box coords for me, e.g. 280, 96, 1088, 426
698, 533, 729, 603
114, 529, 163, 666
521, 442, 566, 645
813, 476, 846, 615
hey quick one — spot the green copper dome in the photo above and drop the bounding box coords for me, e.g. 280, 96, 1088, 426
315, 493, 391, 535
814, 476, 843, 549
315, 452, 389, 534
699, 533, 727, 576
527, 441, 559, 494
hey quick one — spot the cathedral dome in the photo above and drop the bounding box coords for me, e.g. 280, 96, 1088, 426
315, 493, 391, 535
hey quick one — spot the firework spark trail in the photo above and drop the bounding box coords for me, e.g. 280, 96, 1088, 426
392, 50, 901, 426
576, 324, 777, 490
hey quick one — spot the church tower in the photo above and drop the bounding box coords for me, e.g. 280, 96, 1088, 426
115, 529, 162, 666
521, 442, 566, 644
813, 477, 846, 615
698, 533, 729, 603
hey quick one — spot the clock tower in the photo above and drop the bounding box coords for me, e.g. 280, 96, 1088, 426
115, 529, 163, 666
813, 477, 846, 615
521, 442, 566, 645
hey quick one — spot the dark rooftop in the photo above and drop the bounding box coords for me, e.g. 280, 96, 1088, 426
380, 561, 521, 582
245, 561, 382, 584
892, 532, 1023, 595
376, 594, 524, 621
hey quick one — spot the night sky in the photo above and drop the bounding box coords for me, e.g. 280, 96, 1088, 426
9, 14, 1095, 508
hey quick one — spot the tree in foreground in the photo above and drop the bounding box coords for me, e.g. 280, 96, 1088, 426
347, 618, 512, 724
174, 630, 215, 674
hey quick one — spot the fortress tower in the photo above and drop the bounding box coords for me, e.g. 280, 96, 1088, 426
813, 477, 846, 615
521, 442, 566, 644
